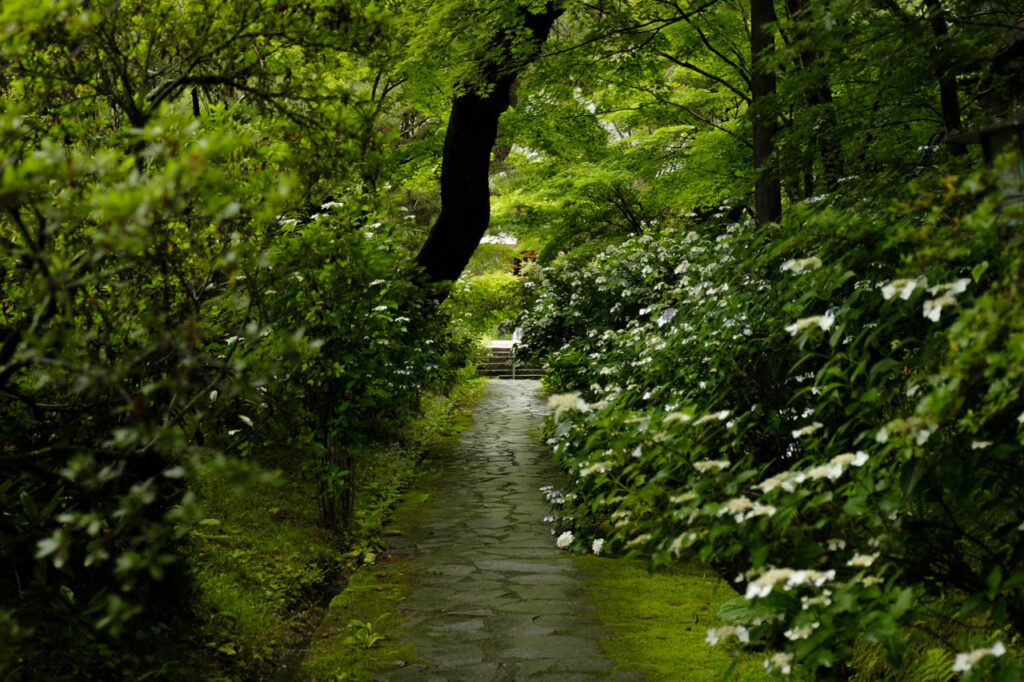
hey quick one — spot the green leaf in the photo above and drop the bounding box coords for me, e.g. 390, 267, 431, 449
987, 565, 1003, 599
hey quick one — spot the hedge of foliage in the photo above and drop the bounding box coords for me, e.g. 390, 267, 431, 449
1, 56, 471, 682
520, 167, 1024, 679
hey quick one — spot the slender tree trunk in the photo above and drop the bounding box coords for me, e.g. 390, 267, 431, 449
786, 0, 843, 191
415, 5, 563, 295
751, 0, 782, 224
924, 0, 965, 155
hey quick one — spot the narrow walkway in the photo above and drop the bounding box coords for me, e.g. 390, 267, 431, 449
382, 380, 640, 681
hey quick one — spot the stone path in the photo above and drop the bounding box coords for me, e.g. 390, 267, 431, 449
381, 380, 641, 681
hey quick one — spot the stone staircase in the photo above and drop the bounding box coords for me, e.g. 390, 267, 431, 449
477, 342, 543, 380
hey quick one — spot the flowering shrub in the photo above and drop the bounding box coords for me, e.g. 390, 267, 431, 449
521, 168, 1024, 678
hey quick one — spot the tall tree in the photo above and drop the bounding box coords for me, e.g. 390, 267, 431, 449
415, 2, 564, 293
750, 0, 782, 223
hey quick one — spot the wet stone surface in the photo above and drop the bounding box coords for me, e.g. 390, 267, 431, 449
379, 380, 641, 681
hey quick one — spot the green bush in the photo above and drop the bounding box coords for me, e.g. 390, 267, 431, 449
443, 270, 533, 338
0, 2, 472, 676
521, 164, 1024, 679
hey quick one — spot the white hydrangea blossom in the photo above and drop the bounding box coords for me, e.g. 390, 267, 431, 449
791, 422, 824, 438
846, 552, 879, 568
785, 311, 836, 336
801, 592, 833, 610
922, 278, 971, 321
780, 257, 822, 275
951, 641, 1005, 673
744, 567, 835, 599
592, 538, 605, 555
784, 622, 820, 640
705, 625, 750, 645
579, 461, 613, 476
556, 531, 574, 549
694, 410, 730, 425
757, 471, 800, 494
548, 392, 591, 419
764, 652, 794, 675
693, 460, 731, 473
881, 276, 928, 300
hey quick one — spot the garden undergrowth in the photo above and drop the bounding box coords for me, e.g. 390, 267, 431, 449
185, 374, 485, 678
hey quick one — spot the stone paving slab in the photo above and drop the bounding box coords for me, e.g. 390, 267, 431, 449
376, 380, 642, 681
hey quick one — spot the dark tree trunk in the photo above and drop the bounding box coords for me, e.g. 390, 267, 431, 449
751, 0, 782, 224
415, 5, 563, 295
785, 0, 843, 191
924, 0, 965, 155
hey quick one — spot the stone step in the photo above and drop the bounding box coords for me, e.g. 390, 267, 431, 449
478, 344, 542, 380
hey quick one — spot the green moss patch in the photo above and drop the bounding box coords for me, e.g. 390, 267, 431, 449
575, 555, 767, 680
297, 476, 441, 680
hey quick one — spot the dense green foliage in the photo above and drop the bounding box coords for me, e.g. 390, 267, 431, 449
0, 0, 478, 676
522, 166, 1024, 678
506, 0, 1024, 677
4, 0, 1024, 677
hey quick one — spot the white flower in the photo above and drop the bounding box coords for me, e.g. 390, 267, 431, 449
227, 429, 241, 436
745, 568, 793, 598
717, 496, 754, 522
694, 460, 731, 473
826, 539, 847, 551
881, 277, 928, 300
951, 641, 1006, 673
321, 201, 344, 209
373, 305, 389, 312
971, 441, 992, 450
664, 411, 692, 424
928, 278, 970, 296
876, 427, 889, 443
804, 463, 844, 481
657, 308, 677, 327
631, 445, 643, 459
764, 652, 794, 675
846, 552, 879, 568
784, 622, 819, 640
923, 295, 957, 322
580, 461, 613, 476
830, 451, 869, 468
915, 423, 938, 445
694, 410, 730, 425
785, 311, 835, 336
785, 569, 835, 588
548, 392, 591, 419
744, 502, 777, 521
792, 422, 824, 438
801, 593, 833, 610
209, 390, 219, 403
556, 531, 574, 549
592, 538, 605, 555
239, 415, 253, 427
780, 257, 822, 275
670, 492, 697, 504
705, 625, 750, 645
757, 471, 800, 494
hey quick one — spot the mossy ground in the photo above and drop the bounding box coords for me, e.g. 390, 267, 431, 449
575, 555, 769, 680
184, 375, 484, 678
296, 483, 440, 680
